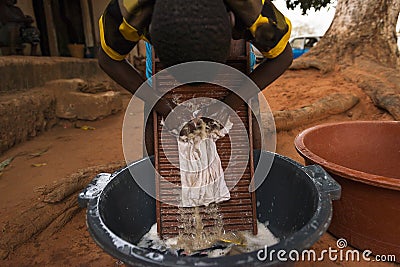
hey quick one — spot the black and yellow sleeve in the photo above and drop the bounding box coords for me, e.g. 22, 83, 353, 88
226, 0, 292, 59
99, 0, 139, 61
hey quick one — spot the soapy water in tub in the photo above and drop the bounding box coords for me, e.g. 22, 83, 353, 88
138, 207, 279, 258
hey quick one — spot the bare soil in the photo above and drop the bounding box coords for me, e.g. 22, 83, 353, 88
0, 69, 397, 267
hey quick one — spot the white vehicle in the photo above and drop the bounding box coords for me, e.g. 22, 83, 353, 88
289, 35, 322, 59
250, 35, 322, 62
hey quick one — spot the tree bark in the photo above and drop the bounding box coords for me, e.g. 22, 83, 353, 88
293, 0, 400, 68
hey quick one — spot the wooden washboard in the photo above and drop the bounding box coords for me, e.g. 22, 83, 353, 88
152, 40, 258, 238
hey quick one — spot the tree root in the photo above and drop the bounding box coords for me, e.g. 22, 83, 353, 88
289, 56, 334, 74
269, 93, 360, 131
289, 53, 399, 120
0, 161, 125, 259
343, 61, 400, 120
40, 204, 81, 238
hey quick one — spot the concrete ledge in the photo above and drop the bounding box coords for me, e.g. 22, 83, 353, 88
0, 56, 104, 92
47, 79, 123, 121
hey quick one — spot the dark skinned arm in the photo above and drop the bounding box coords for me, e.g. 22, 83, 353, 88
222, 43, 293, 110
98, 48, 175, 117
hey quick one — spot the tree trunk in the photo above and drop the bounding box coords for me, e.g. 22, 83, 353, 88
290, 0, 400, 119
293, 0, 400, 68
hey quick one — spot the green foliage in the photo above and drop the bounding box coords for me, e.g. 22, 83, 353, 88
284, 0, 336, 14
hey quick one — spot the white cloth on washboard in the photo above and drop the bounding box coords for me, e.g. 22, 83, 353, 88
178, 122, 232, 207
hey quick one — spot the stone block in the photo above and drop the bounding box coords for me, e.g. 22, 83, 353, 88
54, 90, 123, 121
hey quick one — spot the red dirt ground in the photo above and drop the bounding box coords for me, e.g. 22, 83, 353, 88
0, 69, 397, 267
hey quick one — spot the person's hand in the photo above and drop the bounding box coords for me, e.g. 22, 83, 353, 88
163, 105, 194, 136
196, 102, 231, 129
154, 97, 175, 118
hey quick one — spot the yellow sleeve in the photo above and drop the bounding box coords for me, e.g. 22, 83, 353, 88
226, 0, 292, 59
100, 0, 152, 60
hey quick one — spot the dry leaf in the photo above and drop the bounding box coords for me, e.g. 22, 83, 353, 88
32, 163, 47, 167
80, 126, 96, 131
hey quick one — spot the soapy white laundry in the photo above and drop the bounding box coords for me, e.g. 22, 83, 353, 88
178, 121, 232, 207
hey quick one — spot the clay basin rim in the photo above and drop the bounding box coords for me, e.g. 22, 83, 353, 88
295, 121, 400, 191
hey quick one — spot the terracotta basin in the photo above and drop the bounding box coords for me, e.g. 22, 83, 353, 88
295, 121, 400, 260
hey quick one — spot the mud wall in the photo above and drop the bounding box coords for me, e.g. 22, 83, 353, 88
0, 57, 102, 92
0, 88, 57, 154
0, 57, 112, 155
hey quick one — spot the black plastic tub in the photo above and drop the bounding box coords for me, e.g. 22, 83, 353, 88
79, 151, 341, 267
